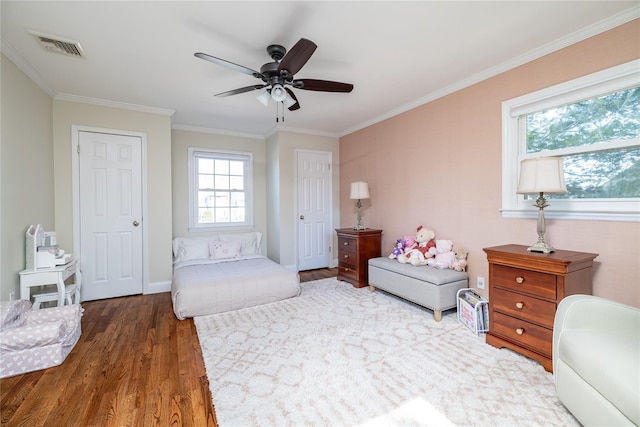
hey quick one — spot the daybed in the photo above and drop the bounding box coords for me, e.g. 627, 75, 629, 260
171, 232, 300, 320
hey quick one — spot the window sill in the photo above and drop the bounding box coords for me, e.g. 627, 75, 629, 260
501, 208, 639, 222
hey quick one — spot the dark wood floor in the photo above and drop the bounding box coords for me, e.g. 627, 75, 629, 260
0, 268, 337, 427
298, 267, 338, 282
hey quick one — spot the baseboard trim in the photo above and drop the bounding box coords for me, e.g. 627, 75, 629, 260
145, 280, 171, 295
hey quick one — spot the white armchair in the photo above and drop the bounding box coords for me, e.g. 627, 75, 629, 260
553, 295, 639, 426
0, 300, 83, 378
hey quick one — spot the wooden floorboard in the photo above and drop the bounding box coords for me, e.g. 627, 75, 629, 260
1, 268, 337, 426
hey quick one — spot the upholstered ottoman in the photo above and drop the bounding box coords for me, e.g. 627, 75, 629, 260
368, 257, 468, 321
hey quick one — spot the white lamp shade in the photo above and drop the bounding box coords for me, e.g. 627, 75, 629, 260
257, 91, 271, 107
517, 157, 568, 194
350, 181, 370, 199
284, 92, 296, 108
271, 84, 286, 102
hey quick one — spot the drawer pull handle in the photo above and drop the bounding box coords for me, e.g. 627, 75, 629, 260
344, 267, 350, 272
343, 242, 349, 246
516, 328, 525, 335
515, 302, 524, 310
343, 255, 349, 259
515, 276, 524, 284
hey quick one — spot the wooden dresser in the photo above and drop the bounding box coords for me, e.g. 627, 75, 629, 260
336, 228, 382, 288
483, 244, 598, 372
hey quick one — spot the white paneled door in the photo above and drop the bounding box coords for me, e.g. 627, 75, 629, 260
79, 131, 143, 301
297, 150, 332, 271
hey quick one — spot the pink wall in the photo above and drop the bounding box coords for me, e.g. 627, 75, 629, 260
339, 20, 640, 306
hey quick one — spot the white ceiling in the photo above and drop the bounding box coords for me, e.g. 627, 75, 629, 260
2, 1, 638, 138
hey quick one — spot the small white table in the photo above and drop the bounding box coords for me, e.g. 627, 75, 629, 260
19, 259, 81, 308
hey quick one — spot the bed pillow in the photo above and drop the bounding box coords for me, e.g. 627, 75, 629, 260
219, 232, 263, 255
209, 239, 242, 260
172, 237, 211, 262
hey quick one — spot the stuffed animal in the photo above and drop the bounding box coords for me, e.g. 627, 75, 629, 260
388, 239, 405, 259
427, 239, 456, 269
397, 226, 436, 266
403, 235, 416, 252
452, 249, 469, 272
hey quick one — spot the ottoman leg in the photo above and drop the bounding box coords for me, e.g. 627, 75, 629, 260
434, 310, 442, 322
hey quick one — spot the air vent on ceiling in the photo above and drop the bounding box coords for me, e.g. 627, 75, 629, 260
29, 30, 86, 58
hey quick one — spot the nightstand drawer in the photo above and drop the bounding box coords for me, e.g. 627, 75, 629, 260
338, 265, 358, 281
338, 236, 357, 251
491, 312, 553, 357
491, 287, 556, 328
338, 250, 357, 268
493, 265, 556, 299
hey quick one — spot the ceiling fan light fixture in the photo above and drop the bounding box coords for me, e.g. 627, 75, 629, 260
284, 92, 296, 109
257, 90, 271, 107
271, 84, 286, 102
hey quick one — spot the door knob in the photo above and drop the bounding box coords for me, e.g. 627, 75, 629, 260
299, 215, 304, 220
133, 220, 140, 227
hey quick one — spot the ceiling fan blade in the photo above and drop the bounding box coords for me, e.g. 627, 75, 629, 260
292, 79, 354, 92
285, 88, 300, 111
195, 52, 262, 78
277, 38, 317, 76
215, 84, 267, 97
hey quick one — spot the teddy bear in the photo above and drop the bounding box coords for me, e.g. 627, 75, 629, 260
427, 239, 457, 269
397, 226, 436, 266
452, 249, 469, 272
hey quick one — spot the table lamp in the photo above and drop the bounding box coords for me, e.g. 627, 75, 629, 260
350, 181, 370, 230
517, 157, 567, 253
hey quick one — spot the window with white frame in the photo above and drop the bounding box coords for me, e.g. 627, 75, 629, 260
502, 60, 639, 222
189, 148, 253, 230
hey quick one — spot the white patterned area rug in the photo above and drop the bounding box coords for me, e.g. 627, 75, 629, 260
194, 278, 578, 427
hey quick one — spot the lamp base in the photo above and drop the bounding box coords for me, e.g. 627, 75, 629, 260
353, 225, 366, 231
527, 241, 555, 254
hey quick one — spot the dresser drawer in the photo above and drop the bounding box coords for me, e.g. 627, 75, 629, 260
491, 312, 553, 357
492, 265, 556, 299
338, 236, 357, 251
338, 249, 357, 268
491, 287, 556, 328
337, 265, 358, 282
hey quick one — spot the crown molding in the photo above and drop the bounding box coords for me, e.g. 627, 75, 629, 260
172, 124, 265, 140
274, 125, 340, 139
339, 6, 640, 137
1, 38, 57, 97
55, 93, 175, 117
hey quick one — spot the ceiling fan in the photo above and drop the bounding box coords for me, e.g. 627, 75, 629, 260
195, 38, 353, 112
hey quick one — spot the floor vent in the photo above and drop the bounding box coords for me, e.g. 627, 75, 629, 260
29, 30, 86, 58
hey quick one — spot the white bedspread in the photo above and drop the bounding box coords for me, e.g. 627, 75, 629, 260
171, 255, 300, 320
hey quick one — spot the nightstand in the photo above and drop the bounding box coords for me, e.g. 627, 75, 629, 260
483, 244, 597, 372
336, 228, 382, 288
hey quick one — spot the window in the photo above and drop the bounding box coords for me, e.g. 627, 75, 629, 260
189, 148, 253, 230
502, 60, 639, 222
